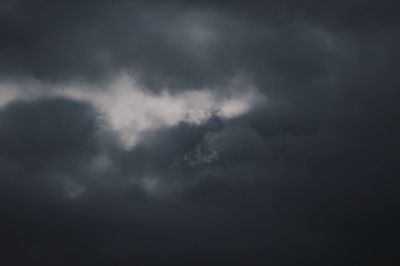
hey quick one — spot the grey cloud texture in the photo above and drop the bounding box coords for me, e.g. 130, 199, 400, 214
1, 1, 400, 265
2, 0, 393, 90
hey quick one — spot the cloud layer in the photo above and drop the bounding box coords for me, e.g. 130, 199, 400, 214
1, 1, 400, 265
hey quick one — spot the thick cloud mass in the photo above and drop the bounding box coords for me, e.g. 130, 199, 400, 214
1, 1, 400, 265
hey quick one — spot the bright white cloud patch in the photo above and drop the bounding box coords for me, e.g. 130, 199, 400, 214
61, 75, 261, 148
0, 73, 263, 148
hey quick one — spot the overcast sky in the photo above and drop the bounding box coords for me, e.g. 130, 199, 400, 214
1, 1, 400, 265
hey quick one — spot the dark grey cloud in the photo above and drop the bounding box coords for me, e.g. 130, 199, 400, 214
1, 0, 400, 265
177, 0, 400, 29
1, 97, 400, 265
1, 0, 397, 90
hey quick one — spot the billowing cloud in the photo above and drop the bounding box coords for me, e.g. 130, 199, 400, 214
1, 1, 400, 265
0, 73, 261, 147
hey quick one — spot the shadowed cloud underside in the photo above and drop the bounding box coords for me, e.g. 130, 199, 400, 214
0, 1, 400, 265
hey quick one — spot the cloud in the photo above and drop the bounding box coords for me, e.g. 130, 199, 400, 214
59, 73, 261, 147
0, 1, 400, 265
0, 73, 261, 148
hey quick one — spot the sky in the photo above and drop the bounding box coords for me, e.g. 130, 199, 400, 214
0, 0, 400, 265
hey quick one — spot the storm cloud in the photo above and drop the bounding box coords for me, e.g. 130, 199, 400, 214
0, 0, 400, 265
